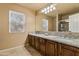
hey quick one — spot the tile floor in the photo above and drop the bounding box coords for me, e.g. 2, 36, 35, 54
0, 45, 41, 56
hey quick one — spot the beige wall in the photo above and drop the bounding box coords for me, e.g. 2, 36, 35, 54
0, 3, 57, 49
36, 13, 56, 31
48, 17, 56, 31
0, 4, 35, 49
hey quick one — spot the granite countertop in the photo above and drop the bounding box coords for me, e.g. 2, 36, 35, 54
29, 33, 79, 48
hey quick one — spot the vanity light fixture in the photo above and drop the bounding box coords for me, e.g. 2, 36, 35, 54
40, 4, 56, 14
41, 9, 44, 13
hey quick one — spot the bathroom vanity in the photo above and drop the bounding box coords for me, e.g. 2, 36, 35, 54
26, 33, 79, 56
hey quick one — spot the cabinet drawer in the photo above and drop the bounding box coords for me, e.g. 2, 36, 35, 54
39, 38, 46, 55
46, 40, 58, 56
35, 36, 40, 50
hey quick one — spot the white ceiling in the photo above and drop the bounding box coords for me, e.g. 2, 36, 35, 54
47, 3, 79, 16
18, 3, 79, 16
18, 3, 48, 11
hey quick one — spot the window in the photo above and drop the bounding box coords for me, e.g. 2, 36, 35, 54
69, 13, 79, 32
42, 19, 48, 31
9, 10, 25, 33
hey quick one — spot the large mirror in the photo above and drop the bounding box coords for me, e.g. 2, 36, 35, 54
37, 3, 79, 32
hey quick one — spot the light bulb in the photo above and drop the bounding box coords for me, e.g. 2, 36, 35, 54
45, 11, 47, 14
50, 4, 54, 8
50, 8, 53, 11
53, 7, 56, 10
47, 6, 50, 10
44, 8, 47, 11
41, 9, 44, 13
50, 4, 56, 8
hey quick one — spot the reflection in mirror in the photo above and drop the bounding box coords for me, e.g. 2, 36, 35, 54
42, 19, 48, 31
69, 13, 79, 32
37, 3, 79, 32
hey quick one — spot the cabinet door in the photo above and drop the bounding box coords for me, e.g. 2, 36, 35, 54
46, 40, 57, 56
40, 38, 46, 55
28, 35, 32, 46
31, 35, 35, 48
74, 48, 79, 56
61, 48, 74, 56
61, 44, 74, 56
35, 36, 40, 51
75, 52, 79, 56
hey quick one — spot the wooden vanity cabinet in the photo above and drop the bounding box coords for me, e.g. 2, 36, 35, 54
58, 44, 74, 56
46, 40, 57, 56
28, 34, 79, 56
39, 38, 46, 56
